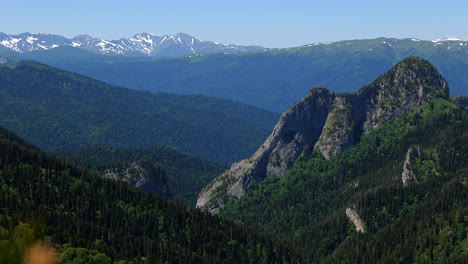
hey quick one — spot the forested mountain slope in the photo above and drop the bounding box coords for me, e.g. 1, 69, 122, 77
53, 145, 227, 207
4, 37, 468, 112
0, 124, 303, 263
219, 84, 468, 262
0, 61, 279, 165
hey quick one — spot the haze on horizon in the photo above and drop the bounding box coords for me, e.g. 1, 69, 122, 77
3, 0, 467, 48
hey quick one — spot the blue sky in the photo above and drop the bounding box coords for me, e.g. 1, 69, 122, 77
3, 0, 467, 48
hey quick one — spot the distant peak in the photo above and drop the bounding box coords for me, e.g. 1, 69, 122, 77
133, 32, 157, 38
432, 35, 466, 42
0, 31, 263, 56
74, 34, 95, 39
359, 56, 449, 99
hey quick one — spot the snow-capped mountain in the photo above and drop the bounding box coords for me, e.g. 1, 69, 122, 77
432, 35, 467, 42
0, 32, 263, 57
0, 32, 69, 53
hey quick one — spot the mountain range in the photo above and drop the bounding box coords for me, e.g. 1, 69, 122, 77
3, 36, 467, 113
0, 32, 263, 57
0, 48, 467, 262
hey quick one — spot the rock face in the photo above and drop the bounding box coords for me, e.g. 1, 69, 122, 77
197, 57, 449, 212
346, 208, 366, 233
402, 147, 421, 186
103, 160, 171, 198
196, 88, 333, 211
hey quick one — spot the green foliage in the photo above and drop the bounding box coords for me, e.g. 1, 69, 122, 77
0, 218, 126, 264
0, 220, 37, 264
61, 246, 113, 264
52, 145, 227, 207
0, 61, 279, 165
220, 97, 468, 263
0, 125, 303, 263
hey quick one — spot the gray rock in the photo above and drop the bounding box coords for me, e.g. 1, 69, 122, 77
103, 160, 170, 198
314, 95, 356, 159
197, 57, 449, 212
196, 88, 333, 211
402, 147, 421, 186
346, 207, 365, 233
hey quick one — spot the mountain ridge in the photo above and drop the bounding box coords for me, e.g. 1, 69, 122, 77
7, 36, 467, 113
0, 32, 263, 57
0, 60, 279, 165
197, 56, 450, 212
219, 94, 468, 263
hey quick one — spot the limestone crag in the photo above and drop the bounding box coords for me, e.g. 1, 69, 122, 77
197, 57, 449, 212
103, 160, 171, 198
402, 147, 421, 186
346, 207, 366, 233
196, 88, 333, 212
314, 95, 356, 159
359, 59, 448, 133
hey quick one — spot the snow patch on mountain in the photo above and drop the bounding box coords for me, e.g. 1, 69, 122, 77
26, 36, 38, 44
0, 32, 263, 57
432, 35, 467, 43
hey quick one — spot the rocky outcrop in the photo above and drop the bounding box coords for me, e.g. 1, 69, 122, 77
196, 88, 334, 212
359, 58, 448, 133
197, 57, 449, 212
346, 207, 365, 233
103, 160, 171, 198
314, 96, 356, 159
402, 147, 421, 186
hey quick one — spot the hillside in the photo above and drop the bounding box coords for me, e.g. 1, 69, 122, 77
100, 160, 172, 199
53, 145, 227, 207
3, 37, 467, 113
0, 61, 279, 165
0, 124, 303, 263
215, 60, 468, 262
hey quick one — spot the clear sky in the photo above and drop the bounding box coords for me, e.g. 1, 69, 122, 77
3, 0, 467, 48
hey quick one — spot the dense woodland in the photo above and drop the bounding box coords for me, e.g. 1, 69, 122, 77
52, 145, 226, 207
0, 61, 279, 165
220, 97, 468, 263
0, 125, 303, 263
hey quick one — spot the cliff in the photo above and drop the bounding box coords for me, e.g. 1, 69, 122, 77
197, 57, 449, 212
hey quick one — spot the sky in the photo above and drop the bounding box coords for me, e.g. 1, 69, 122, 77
3, 0, 468, 48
